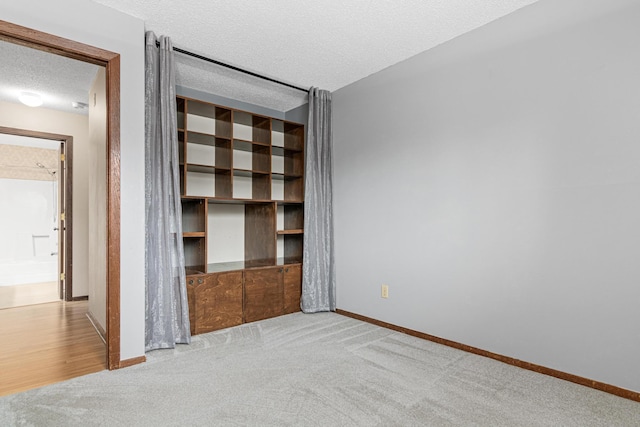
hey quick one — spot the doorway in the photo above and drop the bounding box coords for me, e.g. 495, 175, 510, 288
0, 130, 71, 309
0, 19, 122, 369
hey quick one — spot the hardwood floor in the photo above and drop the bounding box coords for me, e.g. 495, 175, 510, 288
0, 300, 106, 396
0, 281, 59, 309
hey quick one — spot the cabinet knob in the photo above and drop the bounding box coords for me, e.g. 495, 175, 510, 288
198, 278, 204, 284
285, 268, 289, 273
188, 279, 194, 285
279, 268, 284, 273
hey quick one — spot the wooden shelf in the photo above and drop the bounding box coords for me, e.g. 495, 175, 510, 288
183, 232, 205, 238
205, 261, 246, 273
179, 95, 305, 334
177, 97, 185, 129
181, 198, 206, 234
187, 131, 231, 146
186, 99, 232, 139
276, 200, 304, 205
184, 196, 281, 205
272, 173, 303, 180
187, 164, 231, 175
201, 258, 306, 274
277, 257, 303, 266
233, 138, 270, 149
277, 229, 303, 235
272, 146, 303, 156
209, 197, 273, 204
233, 168, 270, 177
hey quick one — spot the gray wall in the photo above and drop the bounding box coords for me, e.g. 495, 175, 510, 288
177, 86, 286, 119
332, 0, 640, 392
179, 85, 309, 125
285, 103, 308, 127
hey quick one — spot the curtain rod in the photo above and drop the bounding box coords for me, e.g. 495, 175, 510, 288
156, 41, 309, 93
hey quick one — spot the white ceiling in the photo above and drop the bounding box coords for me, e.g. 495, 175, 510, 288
0, 40, 99, 115
0, 0, 541, 113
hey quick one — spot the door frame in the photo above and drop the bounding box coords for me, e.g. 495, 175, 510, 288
58, 138, 73, 301
0, 20, 122, 369
0, 127, 73, 301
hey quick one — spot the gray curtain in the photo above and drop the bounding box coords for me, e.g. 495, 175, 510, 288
144, 31, 191, 350
302, 88, 336, 313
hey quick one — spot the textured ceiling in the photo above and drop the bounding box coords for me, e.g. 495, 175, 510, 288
0, 1, 541, 114
93, 0, 540, 110
0, 40, 99, 115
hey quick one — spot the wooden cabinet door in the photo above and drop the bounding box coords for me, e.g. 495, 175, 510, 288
186, 275, 198, 335
244, 267, 283, 323
187, 271, 243, 335
283, 264, 302, 314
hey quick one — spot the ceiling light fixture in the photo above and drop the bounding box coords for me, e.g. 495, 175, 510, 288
19, 92, 43, 107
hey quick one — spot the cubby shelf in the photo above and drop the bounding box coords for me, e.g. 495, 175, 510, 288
183, 232, 206, 238
186, 164, 230, 174
178, 95, 305, 335
233, 138, 270, 148
232, 169, 270, 177
271, 146, 304, 155
272, 173, 304, 179
277, 229, 304, 235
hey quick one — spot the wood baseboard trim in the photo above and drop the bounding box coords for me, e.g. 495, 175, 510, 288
86, 311, 106, 343
118, 356, 146, 369
335, 309, 640, 403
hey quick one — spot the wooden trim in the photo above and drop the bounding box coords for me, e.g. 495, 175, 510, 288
0, 20, 115, 66
106, 55, 122, 370
86, 310, 106, 342
0, 127, 73, 301
59, 140, 66, 300
0, 20, 123, 370
335, 309, 640, 403
64, 137, 73, 301
0, 126, 70, 141
118, 356, 146, 369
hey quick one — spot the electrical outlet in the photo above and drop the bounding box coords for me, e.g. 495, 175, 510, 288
381, 284, 389, 299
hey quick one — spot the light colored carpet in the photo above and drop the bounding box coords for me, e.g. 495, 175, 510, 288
1, 312, 639, 426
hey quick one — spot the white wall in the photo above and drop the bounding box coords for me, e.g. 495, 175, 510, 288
0, 100, 90, 297
0, 0, 146, 360
333, 0, 640, 393
88, 68, 107, 331
0, 179, 57, 285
